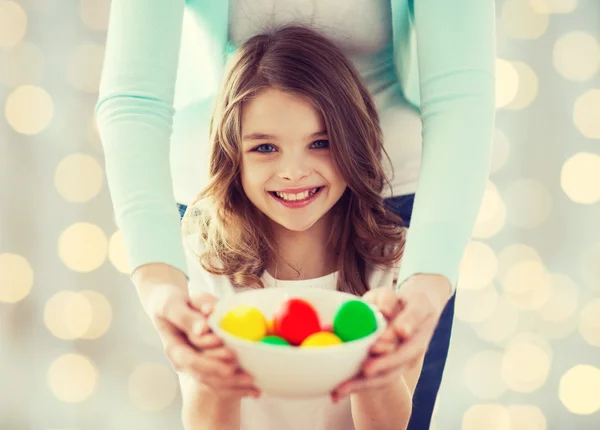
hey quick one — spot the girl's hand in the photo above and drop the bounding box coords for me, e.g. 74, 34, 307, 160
331, 276, 451, 400
145, 285, 260, 399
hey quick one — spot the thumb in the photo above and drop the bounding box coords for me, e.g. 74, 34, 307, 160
189, 292, 218, 316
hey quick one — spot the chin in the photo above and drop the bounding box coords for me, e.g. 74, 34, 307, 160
272, 217, 319, 233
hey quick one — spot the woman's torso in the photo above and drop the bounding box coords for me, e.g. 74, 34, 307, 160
172, 0, 422, 204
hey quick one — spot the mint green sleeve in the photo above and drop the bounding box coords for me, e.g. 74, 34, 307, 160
396, 0, 497, 290
95, 0, 189, 277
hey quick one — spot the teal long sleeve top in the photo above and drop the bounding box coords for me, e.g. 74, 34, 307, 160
95, 0, 496, 290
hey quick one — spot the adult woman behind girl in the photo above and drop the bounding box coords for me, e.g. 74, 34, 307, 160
95, 1, 496, 428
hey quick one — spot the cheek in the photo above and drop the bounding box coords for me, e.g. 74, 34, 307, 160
241, 159, 268, 193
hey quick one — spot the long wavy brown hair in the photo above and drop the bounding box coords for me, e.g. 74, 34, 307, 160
183, 25, 405, 296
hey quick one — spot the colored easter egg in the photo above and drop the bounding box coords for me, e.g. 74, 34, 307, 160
260, 335, 291, 346
273, 298, 321, 345
220, 305, 267, 341
300, 331, 343, 348
266, 319, 275, 335
333, 300, 377, 342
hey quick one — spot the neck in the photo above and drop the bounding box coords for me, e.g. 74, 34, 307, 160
267, 213, 338, 281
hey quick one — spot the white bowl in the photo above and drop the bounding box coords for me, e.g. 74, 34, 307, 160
207, 286, 387, 398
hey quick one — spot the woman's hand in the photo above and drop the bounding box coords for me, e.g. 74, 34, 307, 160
144, 283, 260, 399
331, 275, 451, 400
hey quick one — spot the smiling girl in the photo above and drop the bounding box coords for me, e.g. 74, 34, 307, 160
178, 25, 433, 430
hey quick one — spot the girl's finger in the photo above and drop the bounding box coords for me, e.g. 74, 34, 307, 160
215, 387, 262, 399
201, 346, 237, 362
199, 373, 258, 390
191, 333, 225, 350
182, 351, 238, 378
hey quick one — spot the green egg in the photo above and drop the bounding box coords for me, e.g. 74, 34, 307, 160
260, 335, 291, 346
333, 300, 377, 342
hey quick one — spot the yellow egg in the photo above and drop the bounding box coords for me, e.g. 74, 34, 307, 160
220, 305, 267, 341
300, 331, 343, 348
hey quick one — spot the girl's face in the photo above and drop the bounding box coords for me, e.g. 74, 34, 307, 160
240, 88, 347, 233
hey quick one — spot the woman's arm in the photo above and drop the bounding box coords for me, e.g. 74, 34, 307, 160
95, 0, 228, 280
393, 0, 497, 290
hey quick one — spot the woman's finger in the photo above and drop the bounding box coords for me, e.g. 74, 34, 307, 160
391, 320, 436, 368
159, 292, 210, 339
362, 348, 403, 377
189, 292, 218, 316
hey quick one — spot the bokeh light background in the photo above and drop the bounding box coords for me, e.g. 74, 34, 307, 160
1, 0, 599, 429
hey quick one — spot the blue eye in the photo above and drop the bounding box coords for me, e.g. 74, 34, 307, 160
253, 144, 277, 153
312, 140, 329, 149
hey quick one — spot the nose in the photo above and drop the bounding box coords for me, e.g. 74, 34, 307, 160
277, 151, 311, 182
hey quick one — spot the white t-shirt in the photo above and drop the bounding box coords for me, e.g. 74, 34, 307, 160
183, 231, 401, 430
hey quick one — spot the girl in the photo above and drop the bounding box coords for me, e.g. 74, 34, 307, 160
178, 25, 431, 430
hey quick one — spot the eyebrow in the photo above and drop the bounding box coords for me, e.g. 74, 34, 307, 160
242, 130, 328, 141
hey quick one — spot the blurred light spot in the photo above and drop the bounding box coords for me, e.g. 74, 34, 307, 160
491, 129, 510, 174
58, 223, 108, 272
501, 260, 550, 296
559, 365, 600, 414
561, 152, 600, 203
534, 311, 579, 340
507, 405, 547, 430
129, 363, 178, 411
503, 277, 551, 311
553, 32, 600, 82
473, 296, 520, 343
47, 354, 98, 403
536, 274, 579, 322
501, 0, 549, 40
573, 90, 600, 139
458, 241, 498, 290
580, 241, 600, 291
0, 253, 33, 303
506, 62, 539, 110
496, 244, 543, 280
79, 0, 110, 31
66, 44, 105, 93
5, 85, 54, 135
44, 291, 93, 340
501, 334, 552, 393
80, 290, 112, 339
505, 179, 552, 229
86, 116, 102, 152
20, 0, 60, 11
108, 230, 130, 274
55, 154, 103, 203
0, 2, 27, 49
462, 404, 510, 430
456, 284, 499, 323
0, 42, 44, 87
496, 59, 519, 108
464, 350, 508, 399
473, 181, 506, 239
579, 299, 600, 347
530, 0, 578, 13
